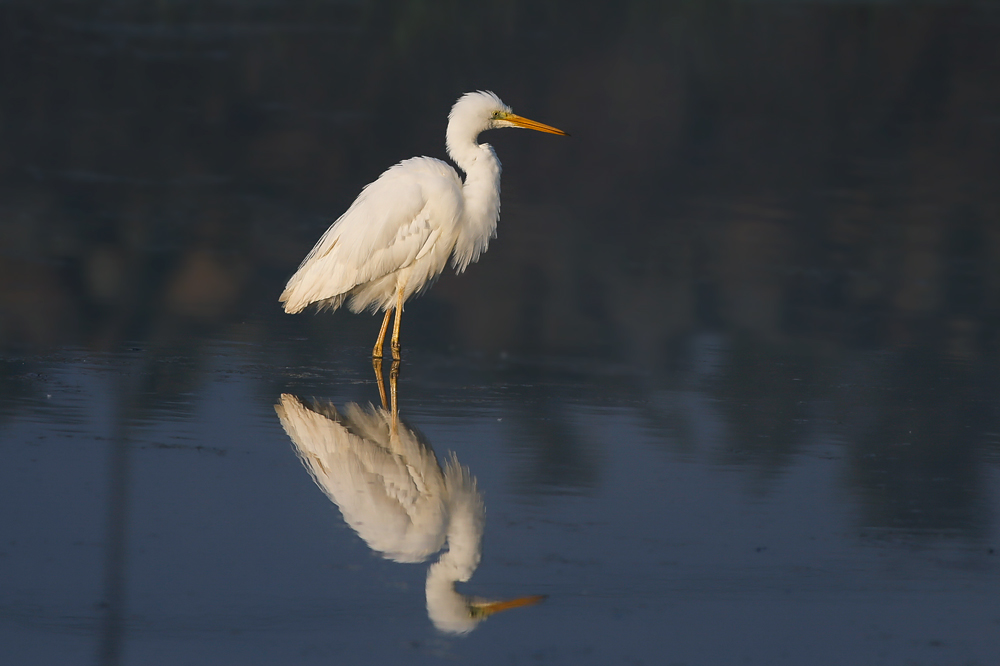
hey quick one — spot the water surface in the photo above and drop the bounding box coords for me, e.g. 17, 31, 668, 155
2, 2, 1000, 664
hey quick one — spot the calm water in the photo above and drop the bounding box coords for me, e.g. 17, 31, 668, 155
2, 2, 1000, 665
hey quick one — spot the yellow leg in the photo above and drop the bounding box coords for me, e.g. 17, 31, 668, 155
372, 356, 387, 410
373, 307, 393, 358
389, 360, 400, 434
390, 286, 405, 360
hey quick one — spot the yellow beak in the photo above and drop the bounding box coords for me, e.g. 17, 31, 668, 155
505, 114, 569, 136
472, 594, 548, 617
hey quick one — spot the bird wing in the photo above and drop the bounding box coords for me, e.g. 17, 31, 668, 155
274, 394, 448, 562
280, 158, 462, 313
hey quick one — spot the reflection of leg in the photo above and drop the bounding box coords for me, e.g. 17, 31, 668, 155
373, 357, 387, 410
390, 286, 405, 360
389, 360, 400, 434
373, 307, 393, 358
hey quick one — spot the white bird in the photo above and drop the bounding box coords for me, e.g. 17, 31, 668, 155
274, 385, 544, 634
279, 91, 567, 359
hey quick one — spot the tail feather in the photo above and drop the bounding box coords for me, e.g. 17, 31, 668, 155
279, 283, 347, 314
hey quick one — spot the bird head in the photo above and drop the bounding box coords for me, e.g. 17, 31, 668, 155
428, 589, 547, 634
448, 91, 567, 148
468, 594, 548, 620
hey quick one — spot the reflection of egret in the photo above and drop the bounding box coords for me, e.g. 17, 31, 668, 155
279, 91, 567, 359
273, 365, 543, 634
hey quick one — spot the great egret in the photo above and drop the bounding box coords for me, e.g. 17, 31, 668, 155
273, 367, 544, 634
279, 91, 567, 359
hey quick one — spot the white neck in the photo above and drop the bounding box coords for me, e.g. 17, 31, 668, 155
425, 546, 479, 634
446, 122, 502, 273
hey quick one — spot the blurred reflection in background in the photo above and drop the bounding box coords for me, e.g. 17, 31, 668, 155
274, 366, 544, 634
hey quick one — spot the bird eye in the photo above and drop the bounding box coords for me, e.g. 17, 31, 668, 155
492, 110, 502, 118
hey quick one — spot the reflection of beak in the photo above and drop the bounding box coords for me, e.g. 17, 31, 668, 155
471, 594, 547, 618
505, 114, 569, 136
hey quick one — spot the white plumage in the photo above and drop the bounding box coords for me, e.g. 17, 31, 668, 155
275, 395, 452, 563
279, 91, 566, 358
274, 391, 544, 634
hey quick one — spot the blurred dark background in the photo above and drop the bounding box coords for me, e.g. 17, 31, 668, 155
3, 0, 998, 359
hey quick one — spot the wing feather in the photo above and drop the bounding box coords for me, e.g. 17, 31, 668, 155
280, 157, 462, 313
274, 395, 448, 562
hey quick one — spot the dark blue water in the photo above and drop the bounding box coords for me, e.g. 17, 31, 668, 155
4, 342, 998, 664
2, 2, 999, 664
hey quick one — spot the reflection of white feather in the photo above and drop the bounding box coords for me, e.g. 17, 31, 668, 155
275, 395, 448, 563
275, 393, 541, 634
425, 456, 485, 633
